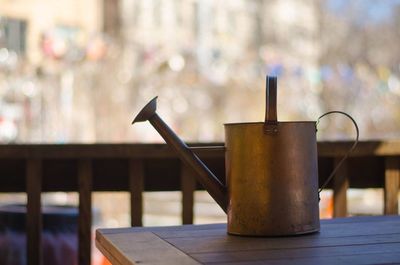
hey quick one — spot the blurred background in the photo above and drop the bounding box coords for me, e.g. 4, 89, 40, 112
1, 0, 400, 263
1, 0, 400, 143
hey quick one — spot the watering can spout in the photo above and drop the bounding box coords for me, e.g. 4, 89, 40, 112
132, 97, 228, 212
132, 96, 158, 123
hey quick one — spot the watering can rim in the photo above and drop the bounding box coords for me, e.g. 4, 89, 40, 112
224, 121, 317, 126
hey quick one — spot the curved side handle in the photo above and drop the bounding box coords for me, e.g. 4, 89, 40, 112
317, 111, 359, 195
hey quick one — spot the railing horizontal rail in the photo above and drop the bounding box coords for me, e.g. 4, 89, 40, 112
0, 156, 393, 192
0, 140, 400, 158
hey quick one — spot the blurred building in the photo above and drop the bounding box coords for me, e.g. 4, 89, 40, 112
0, 0, 122, 142
0, 0, 107, 63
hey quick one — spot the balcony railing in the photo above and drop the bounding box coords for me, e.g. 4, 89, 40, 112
0, 141, 399, 265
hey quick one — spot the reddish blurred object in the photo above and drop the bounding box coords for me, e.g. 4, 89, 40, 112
86, 36, 107, 61
101, 256, 112, 265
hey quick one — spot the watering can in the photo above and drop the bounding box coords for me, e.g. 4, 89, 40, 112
132, 76, 358, 236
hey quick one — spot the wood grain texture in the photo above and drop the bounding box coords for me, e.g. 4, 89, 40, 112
165, 232, 400, 253
79, 159, 92, 265
96, 231, 200, 265
181, 163, 196, 224
96, 216, 400, 265
129, 159, 144, 226
384, 156, 399, 214
26, 159, 42, 265
206, 252, 400, 265
96, 215, 400, 236
155, 220, 400, 239
191, 243, 400, 264
333, 157, 348, 217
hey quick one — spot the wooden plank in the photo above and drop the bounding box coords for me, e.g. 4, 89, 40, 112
96, 241, 124, 265
210, 252, 400, 265
97, 223, 225, 235
165, 233, 400, 254
95, 231, 200, 265
129, 159, 144, 226
0, 155, 387, 193
97, 215, 400, 236
321, 215, 400, 224
26, 158, 42, 265
78, 159, 92, 265
384, 156, 399, 215
181, 164, 196, 224
155, 220, 400, 239
333, 157, 348, 217
97, 217, 400, 242
192, 242, 400, 263
317, 140, 400, 157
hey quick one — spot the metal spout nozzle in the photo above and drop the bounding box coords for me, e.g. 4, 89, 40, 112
132, 96, 158, 124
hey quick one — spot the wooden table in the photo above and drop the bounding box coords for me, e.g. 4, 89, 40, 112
96, 215, 400, 265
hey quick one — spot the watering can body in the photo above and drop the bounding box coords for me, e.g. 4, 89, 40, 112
225, 122, 319, 235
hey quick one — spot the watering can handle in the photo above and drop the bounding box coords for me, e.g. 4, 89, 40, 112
264, 76, 278, 133
317, 111, 359, 195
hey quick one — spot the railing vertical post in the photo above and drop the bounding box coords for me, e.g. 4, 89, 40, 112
26, 158, 42, 265
78, 159, 92, 265
181, 164, 196, 224
333, 158, 349, 217
384, 156, 399, 215
129, 159, 144, 227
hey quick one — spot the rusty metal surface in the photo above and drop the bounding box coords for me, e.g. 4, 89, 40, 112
224, 122, 320, 235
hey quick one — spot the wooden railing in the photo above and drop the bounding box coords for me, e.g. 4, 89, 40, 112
0, 141, 399, 265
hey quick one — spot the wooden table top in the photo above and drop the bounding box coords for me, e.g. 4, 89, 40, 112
96, 215, 400, 265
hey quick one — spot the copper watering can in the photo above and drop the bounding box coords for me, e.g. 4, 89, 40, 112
132, 76, 359, 236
